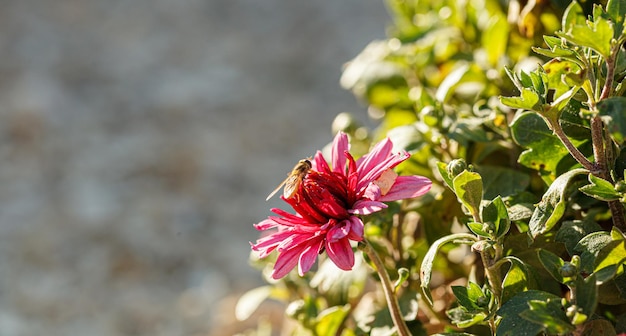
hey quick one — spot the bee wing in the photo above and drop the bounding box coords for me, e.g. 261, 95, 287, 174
282, 174, 301, 199
266, 178, 287, 201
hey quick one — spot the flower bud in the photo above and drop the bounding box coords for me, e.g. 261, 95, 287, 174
615, 180, 626, 193
447, 159, 467, 178
559, 262, 577, 278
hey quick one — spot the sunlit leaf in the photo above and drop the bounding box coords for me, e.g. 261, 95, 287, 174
529, 168, 589, 239
420, 233, 478, 304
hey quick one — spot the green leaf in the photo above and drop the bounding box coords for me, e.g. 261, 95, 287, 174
446, 306, 487, 328
580, 173, 622, 201
452, 170, 484, 220
436, 63, 470, 102
420, 233, 478, 304
476, 166, 530, 200
558, 4, 614, 59
451, 281, 487, 313
315, 305, 351, 336
594, 240, 626, 282
481, 196, 510, 238
501, 256, 532, 304
529, 168, 589, 239
607, 0, 626, 38
537, 249, 569, 284
562, 1, 586, 29
437, 161, 454, 190
574, 231, 613, 274
496, 290, 561, 336
467, 222, 491, 238
555, 219, 603, 255
575, 273, 598, 320
482, 13, 508, 66
598, 97, 626, 145
510, 112, 584, 178
500, 89, 541, 111
520, 299, 575, 335
543, 59, 584, 99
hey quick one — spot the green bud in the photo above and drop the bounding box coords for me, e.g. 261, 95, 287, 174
447, 159, 467, 178
615, 180, 626, 193
476, 295, 490, 307
559, 262, 577, 278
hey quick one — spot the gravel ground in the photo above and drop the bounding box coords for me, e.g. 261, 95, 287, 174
0, 1, 388, 335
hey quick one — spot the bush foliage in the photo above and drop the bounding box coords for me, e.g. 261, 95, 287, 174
240, 0, 626, 335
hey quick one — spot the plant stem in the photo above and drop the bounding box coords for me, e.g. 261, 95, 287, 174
548, 118, 595, 172
362, 240, 411, 336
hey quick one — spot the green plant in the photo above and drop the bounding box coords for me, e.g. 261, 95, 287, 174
239, 0, 626, 335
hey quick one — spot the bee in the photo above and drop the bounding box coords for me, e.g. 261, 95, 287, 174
266, 159, 312, 201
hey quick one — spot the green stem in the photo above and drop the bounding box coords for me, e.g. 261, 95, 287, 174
362, 240, 411, 336
548, 118, 595, 172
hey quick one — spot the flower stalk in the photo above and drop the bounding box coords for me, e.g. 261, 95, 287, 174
362, 239, 412, 336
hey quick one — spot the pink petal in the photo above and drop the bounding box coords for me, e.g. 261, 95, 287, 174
298, 238, 324, 275
349, 199, 387, 215
328, 221, 350, 242
331, 132, 349, 174
326, 238, 354, 270
379, 175, 432, 202
362, 183, 382, 200
357, 151, 410, 192
356, 137, 393, 177
346, 216, 364, 241
271, 245, 303, 279
312, 150, 331, 174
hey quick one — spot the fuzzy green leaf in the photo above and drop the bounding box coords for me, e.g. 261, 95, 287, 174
529, 168, 589, 239
607, 0, 626, 39
580, 173, 622, 201
537, 249, 568, 284
452, 170, 483, 220
497, 290, 561, 336
482, 196, 510, 238
510, 112, 581, 178
574, 231, 613, 274
477, 165, 530, 200
315, 305, 351, 336
594, 240, 626, 282
500, 89, 540, 111
598, 97, 626, 145
420, 233, 478, 304
576, 273, 598, 321
559, 4, 614, 59
520, 299, 575, 335
501, 256, 532, 304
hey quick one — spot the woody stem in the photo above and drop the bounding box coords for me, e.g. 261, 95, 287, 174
362, 239, 411, 336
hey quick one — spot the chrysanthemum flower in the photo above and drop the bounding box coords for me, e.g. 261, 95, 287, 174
252, 132, 432, 279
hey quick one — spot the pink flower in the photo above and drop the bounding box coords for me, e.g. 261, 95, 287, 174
252, 132, 432, 279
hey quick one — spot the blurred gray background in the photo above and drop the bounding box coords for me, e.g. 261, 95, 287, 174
0, 0, 388, 335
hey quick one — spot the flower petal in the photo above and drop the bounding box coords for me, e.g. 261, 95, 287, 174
271, 244, 303, 279
346, 216, 364, 241
356, 151, 410, 192
379, 175, 432, 202
349, 199, 387, 215
312, 150, 331, 174
356, 137, 393, 178
331, 132, 349, 174
326, 238, 354, 270
327, 220, 349, 242
298, 238, 324, 276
